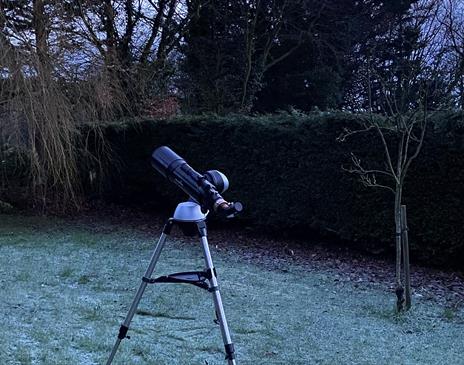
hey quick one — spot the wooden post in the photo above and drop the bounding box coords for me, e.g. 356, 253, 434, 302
401, 205, 412, 310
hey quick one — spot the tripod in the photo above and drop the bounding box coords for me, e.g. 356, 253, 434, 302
106, 201, 237, 365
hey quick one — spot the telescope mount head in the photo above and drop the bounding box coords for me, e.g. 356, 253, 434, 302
173, 201, 207, 223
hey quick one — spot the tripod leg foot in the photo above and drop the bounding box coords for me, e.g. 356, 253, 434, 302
225, 343, 236, 363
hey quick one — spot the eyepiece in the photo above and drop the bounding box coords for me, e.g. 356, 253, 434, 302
216, 201, 243, 218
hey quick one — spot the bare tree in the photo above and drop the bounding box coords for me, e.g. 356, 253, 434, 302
441, 0, 464, 108
0, 1, 118, 211
340, 88, 428, 311
239, 0, 327, 111
0, 1, 81, 210
0, 0, 201, 210
339, 0, 444, 311
69, 0, 198, 111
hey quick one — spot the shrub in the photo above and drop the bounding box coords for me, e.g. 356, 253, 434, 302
95, 111, 464, 267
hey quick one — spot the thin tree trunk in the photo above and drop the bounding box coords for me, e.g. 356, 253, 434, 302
241, 29, 254, 110
241, 0, 259, 111
32, 0, 50, 205
394, 185, 405, 311
460, 76, 464, 110
33, 0, 49, 71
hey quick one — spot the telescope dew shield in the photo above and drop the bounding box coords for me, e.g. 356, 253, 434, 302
150, 146, 185, 179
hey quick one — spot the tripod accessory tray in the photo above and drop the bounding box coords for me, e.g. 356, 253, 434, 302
142, 269, 217, 291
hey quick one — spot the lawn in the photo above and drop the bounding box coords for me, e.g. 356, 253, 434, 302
0, 214, 463, 365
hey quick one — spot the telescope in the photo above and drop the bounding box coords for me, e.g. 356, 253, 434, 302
151, 146, 243, 218
107, 146, 240, 365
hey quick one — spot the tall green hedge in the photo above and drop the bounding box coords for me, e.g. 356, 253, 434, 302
96, 111, 464, 266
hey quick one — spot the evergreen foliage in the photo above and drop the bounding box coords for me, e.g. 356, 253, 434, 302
91, 112, 464, 267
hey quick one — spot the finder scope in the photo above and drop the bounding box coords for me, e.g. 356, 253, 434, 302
151, 146, 243, 218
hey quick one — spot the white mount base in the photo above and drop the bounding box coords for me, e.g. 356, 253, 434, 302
173, 201, 207, 222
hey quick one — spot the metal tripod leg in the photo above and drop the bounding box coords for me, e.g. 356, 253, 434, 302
197, 222, 237, 365
106, 220, 172, 365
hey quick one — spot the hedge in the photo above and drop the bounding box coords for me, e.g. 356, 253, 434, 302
95, 111, 464, 267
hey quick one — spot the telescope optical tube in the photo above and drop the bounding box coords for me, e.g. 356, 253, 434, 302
151, 146, 242, 217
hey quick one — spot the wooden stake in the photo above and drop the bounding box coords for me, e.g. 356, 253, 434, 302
401, 205, 412, 310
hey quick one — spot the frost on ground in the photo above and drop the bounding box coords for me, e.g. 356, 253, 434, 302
0, 214, 463, 365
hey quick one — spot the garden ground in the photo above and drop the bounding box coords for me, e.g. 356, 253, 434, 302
0, 213, 463, 365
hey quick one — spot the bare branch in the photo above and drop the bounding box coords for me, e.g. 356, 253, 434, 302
402, 107, 428, 180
